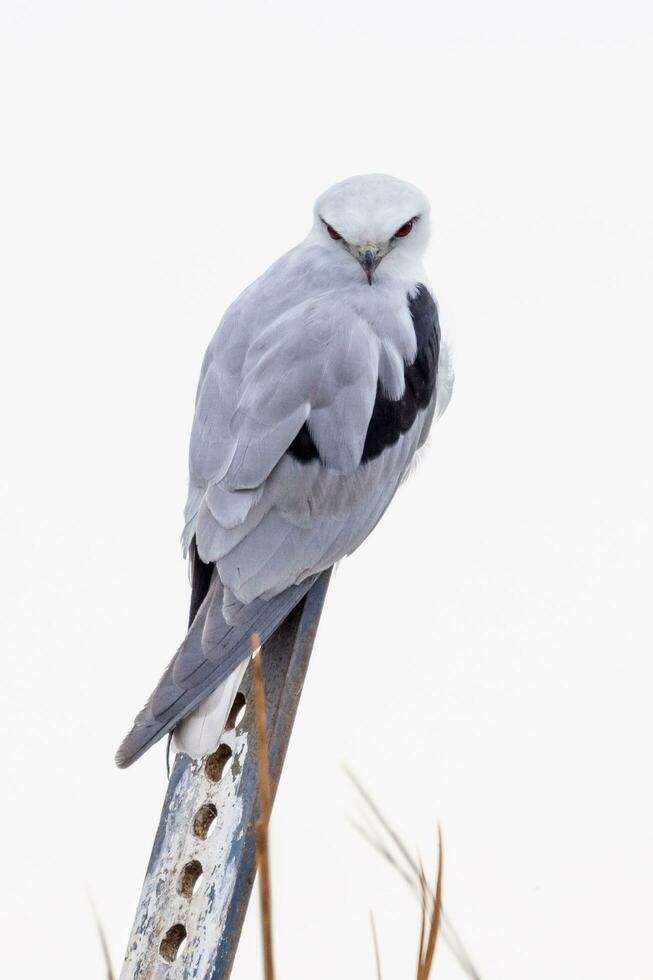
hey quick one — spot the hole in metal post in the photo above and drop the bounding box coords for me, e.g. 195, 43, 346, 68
225, 691, 246, 730
159, 923, 187, 963
205, 743, 233, 783
177, 859, 204, 899
192, 802, 218, 839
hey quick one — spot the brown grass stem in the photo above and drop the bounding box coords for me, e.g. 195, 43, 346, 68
370, 911, 384, 980
251, 632, 275, 980
416, 829, 443, 980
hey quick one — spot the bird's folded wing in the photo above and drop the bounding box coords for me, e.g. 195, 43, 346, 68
115, 570, 319, 768
191, 299, 381, 491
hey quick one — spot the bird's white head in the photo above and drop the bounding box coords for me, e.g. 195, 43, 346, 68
312, 173, 430, 285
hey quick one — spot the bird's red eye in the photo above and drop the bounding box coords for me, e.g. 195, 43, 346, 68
326, 224, 342, 240
394, 220, 414, 238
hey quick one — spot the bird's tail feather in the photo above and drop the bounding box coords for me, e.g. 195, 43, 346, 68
115, 571, 318, 768
171, 658, 249, 758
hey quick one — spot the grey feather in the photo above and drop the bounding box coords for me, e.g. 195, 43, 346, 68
115, 572, 319, 768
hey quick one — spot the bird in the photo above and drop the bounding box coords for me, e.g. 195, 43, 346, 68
116, 173, 454, 768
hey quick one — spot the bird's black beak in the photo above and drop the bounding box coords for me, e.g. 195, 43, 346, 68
354, 244, 384, 285
362, 250, 376, 285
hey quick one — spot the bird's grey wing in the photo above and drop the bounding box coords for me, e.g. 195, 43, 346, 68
115, 568, 321, 767
187, 282, 443, 605
222, 300, 383, 486
183, 290, 384, 554
182, 288, 380, 549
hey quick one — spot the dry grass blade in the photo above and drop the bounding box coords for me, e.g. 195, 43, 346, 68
418, 828, 443, 980
88, 893, 115, 980
345, 765, 419, 884
416, 863, 428, 980
345, 767, 482, 980
370, 911, 383, 980
350, 817, 416, 892
251, 632, 275, 980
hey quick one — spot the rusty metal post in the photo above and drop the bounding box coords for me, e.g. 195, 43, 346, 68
120, 570, 331, 980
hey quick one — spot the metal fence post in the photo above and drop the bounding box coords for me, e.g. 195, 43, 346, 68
120, 570, 331, 979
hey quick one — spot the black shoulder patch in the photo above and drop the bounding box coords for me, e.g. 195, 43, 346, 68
287, 418, 320, 463
408, 282, 441, 355
360, 284, 439, 463
287, 283, 439, 468
188, 536, 214, 627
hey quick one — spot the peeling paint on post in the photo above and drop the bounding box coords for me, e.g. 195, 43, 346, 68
120, 570, 331, 980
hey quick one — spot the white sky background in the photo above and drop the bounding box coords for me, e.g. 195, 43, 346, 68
1, 1, 652, 977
